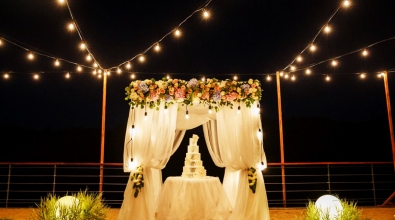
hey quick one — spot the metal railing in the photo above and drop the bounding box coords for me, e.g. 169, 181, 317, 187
0, 162, 394, 208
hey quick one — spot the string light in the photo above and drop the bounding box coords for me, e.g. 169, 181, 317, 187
284, 73, 289, 79
343, 0, 351, 7
331, 60, 338, 67
324, 25, 331, 33
3, 73, 9, 79
54, 59, 60, 67
362, 49, 368, 57
279, 71, 284, 77
305, 69, 312, 75
86, 55, 92, 62
310, 44, 316, 52
57, 0, 65, 4
203, 10, 210, 19
65, 72, 70, 79
290, 65, 296, 71
166, 74, 170, 79
33, 74, 40, 80
266, 75, 272, 81
233, 75, 238, 80
174, 29, 181, 37
117, 68, 122, 74
67, 23, 75, 31
296, 56, 303, 62
92, 70, 97, 75
325, 75, 331, 81
126, 62, 132, 69
201, 76, 205, 82
93, 62, 98, 68
131, 73, 135, 79
208, 106, 212, 114
139, 55, 145, 62
0, 39, 3, 46
237, 105, 241, 114
291, 75, 296, 81
154, 43, 160, 52
79, 43, 86, 50
359, 73, 366, 79
27, 52, 34, 60
76, 66, 82, 72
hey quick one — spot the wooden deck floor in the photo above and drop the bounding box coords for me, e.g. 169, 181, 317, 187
0, 207, 395, 220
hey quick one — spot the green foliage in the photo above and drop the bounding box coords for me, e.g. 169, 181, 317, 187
298, 198, 371, 220
29, 189, 109, 220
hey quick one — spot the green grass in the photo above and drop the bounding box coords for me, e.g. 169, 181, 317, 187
298, 197, 371, 220
29, 189, 109, 220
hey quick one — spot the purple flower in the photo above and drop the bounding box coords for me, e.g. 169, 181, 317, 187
212, 90, 221, 101
240, 84, 250, 92
165, 94, 173, 102
138, 82, 149, 93
187, 78, 199, 89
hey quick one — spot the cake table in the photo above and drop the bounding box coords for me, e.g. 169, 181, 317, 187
156, 176, 232, 220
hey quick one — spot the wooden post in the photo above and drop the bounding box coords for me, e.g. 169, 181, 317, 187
382, 71, 395, 206
276, 71, 287, 207
99, 72, 107, 194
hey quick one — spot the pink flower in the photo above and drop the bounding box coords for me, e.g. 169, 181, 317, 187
226, 92, 238, 101
201, 92, 210, 100
150, 91, 159, 101
174, 88, 186, 99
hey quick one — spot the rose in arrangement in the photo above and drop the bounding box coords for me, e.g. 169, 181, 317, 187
125, 77, 262, 110
131, 166, 144, 198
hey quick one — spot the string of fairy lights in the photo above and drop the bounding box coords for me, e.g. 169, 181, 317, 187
0, 0, 394, 83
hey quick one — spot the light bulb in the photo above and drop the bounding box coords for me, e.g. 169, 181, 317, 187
154, 43, 160, 52
296, 56, 303, 62
68, 23, 75, 31
360, 73, 366, 79
79, 43, 86, 50
310, 44, 316, 52
185, 110, 189, 119
27, 53, 34, 60
65, 72, 70, 79
324, 25, 331, 33
208, 106, 212, 114
54, 59, 60, 67
174, 29, 181, 37
203, 10, 210, 19
126, 62, 131, 69
139, 55, 145, 62
362, 49, 368, 57
266, 75, 271, 81
305, 69, 311, 75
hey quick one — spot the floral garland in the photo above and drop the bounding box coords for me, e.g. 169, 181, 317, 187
248, 167, 257, 193
131, 166, 144, 198
125, 77, 262, 110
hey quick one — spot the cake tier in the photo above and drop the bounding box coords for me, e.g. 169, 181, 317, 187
188, 145, 199, 153
186, 153, 200, 160
182, 166, 206, 178
184, 160, 203, 166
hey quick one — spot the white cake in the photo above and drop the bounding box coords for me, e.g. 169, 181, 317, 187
182, 134, 207, 178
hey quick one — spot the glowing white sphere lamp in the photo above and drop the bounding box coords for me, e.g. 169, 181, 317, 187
55, 196, 80, 217
315, 195, 343, 220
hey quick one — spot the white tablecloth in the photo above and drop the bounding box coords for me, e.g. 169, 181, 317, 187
156, 176, 232, 220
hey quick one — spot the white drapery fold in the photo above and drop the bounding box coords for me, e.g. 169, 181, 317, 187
203, 102, 270, 220
118, 103, 185, 220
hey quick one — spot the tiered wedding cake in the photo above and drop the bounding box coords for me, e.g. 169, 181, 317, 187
182, 134, 207, 178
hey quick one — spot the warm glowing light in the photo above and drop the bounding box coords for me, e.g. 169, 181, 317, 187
65, 72, 70, 79
233, 75, 238, 80
378, 72, 385, 78
77, 66, 82, 72
296, 56, 303, 62
343, 0, 351, 7
290, 65, 296, 71
126, 62, 131, 69
166, 74, 170, 79
360, 73, 366, 79
86, 55, 92, 61
27, 53, 34, 60
57, 0, 66, 4
362, 49, 368, 56
291, 75, 296, 81
331, 60, 338, 67
324, 25, 331, 33
98, 69, 102, 74
185, 111, 189, 119
67, 23, 75, 31
279, 71, 284, 77
131, 73, 135, 79
154, 43, 160, 52
3, 73, 9, 79
208, 106, 212, 114
54, 59, 60, 67
0, 39, 3, 46
305, 69, 311, 75
315, 195, 343, 220
79, 43, 86, 50
139, 55, 145, 62
174, 29, 181, 37
55, 196, 80, 218
92, 70, 97, 75
97, 74, 102, 79
203, 10, 210, 19
284, 73, 289, 79
128, 159, 138, 171
33, 74, 39, 80
93, 62, 98, 68
266, 75, 271, 81
117, 68, 122, 74
310, 44, 316, 52
201, 76, 205, 82
325, 75, 331, 81
257, 162, 266, 171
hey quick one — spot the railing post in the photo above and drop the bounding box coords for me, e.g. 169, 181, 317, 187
371, 164, 377, 206
53, 164, 57, 194
327, 164, 331, 194
6, 165, 11, 208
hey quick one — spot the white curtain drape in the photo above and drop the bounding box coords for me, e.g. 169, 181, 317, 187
203, 102, 269, 220
118, 103, 186, 220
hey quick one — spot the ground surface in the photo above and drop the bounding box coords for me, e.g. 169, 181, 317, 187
0, 207, 395, 220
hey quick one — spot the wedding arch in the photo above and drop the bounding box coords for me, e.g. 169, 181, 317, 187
117, 77, 270, 220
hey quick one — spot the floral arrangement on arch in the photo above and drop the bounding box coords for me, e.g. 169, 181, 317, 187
125, 77, 262, 110
131, 166, 144, 198
248, 167, 258, 194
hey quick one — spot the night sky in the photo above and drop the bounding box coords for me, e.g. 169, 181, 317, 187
0, 0, 395, 166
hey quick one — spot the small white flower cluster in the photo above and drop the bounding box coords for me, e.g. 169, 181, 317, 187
131, 166, 144, 198
248, 167, 257, 193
